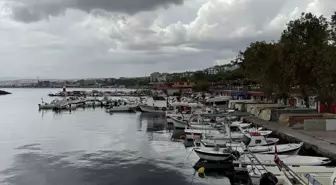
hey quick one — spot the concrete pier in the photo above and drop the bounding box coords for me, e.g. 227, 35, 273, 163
244, 116, 336, 162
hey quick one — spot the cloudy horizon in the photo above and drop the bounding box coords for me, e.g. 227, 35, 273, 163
0, 0, 335, 79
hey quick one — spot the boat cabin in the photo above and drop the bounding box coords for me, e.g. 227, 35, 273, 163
205, 96, 232, 106
241, 132, 277, 147
145, 96, 167, 108
168, 102, 203, 114
226, 124, 245, 134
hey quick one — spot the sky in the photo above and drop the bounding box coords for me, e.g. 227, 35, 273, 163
0, 0, 335, 79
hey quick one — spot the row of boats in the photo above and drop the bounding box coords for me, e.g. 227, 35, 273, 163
38, 94, 336, 184
145, 100, 336, 185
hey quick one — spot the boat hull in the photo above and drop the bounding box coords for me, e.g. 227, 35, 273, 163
185, 132, 202, 140
172, 118, 188, 129
239, 154, 331, 166
108, 106, 135, 113
139, 105, 165, 114
256, 142, 303, 155
194, 148, 232, 161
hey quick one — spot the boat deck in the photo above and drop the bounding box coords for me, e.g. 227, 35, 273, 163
244, 116, 336, 162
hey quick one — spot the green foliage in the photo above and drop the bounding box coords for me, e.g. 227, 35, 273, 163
239, 12, 336, 107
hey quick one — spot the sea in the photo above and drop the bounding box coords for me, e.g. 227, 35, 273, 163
0, 88, 230, 185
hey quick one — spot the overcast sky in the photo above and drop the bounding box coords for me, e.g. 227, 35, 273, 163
0, 0, 335, 79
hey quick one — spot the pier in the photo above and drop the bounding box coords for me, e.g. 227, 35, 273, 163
244, 116, 336, 162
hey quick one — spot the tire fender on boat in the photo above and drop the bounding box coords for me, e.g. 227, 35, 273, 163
259, 172, 278, 185
154, 106, 159, 110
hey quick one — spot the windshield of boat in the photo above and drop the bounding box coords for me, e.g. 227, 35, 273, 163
230, 126, 241, 132
153, 97, 166, 101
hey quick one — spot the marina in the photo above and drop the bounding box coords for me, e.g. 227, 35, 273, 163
2, 2, 336, 185
1, 87, 334, 185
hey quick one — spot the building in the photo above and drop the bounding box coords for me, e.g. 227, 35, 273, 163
150, 72, 161, 82
150, 72, 168, 82
204, 67, 218, 75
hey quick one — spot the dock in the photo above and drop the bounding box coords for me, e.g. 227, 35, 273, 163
244, 116, 336, 162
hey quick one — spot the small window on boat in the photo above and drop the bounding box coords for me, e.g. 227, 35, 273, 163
255, 139, 262, 144
153, 96, 166, 101
230, 126, 240, 132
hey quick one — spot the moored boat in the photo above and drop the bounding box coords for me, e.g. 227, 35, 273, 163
107, 105, 135, 113
193, 146, 240, 161
239, 154, 331, 166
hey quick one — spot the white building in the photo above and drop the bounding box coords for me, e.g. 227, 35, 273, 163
150, 72, 167, 82
150, 72, 161, 82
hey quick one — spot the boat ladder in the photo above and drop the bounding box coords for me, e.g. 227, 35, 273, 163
303, 174, 322, 185
277, 160, 309, 185
244, 150, 268, 175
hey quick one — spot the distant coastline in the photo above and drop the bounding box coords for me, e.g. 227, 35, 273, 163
0, 86, 148, 89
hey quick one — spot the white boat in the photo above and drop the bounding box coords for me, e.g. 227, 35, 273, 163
193, 146, 239, 161
166, 102, 204, 124
261, 165, 336, 185
196, 141, 302, 156
189, 124, 218, 130
201, 134, 279, 147
231, 122, 252, 129
238, 154, 331, 166
247, 156, 335, 185
139, 104, 167, 113
171, 116, 190, 128
184, 129, 210, 140
171, 115, 213, 129
138, 96, 167, 113
205, 96, 232, 105
38, 97, 84, 110
107, 106, 135, 113
203, 124, 272, 141
249, 142, 303, 155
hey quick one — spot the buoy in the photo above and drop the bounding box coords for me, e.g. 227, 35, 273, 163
198, 167, 205, 178
198, 167, 205, 174
180, 135, 185, 140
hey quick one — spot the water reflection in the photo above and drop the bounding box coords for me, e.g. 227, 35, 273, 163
1, 150, 196, 185
0, 88, 231, 185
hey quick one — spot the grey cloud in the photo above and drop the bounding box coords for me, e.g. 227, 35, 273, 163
9, 0, 184, 22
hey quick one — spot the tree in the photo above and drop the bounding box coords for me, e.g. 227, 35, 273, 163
280, 12, 330, 107
192, 71, 206, 82
240, 41, 290, 101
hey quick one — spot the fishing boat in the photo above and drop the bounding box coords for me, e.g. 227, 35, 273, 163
237, 154, 331, 166
138, 96, 167, 113
201, 133, 279, 147
203, 124, 272, 140
107, 105, 135, 113
205, 95, 232, 105
249, 142, 303, 155
193, 145, 240, 161
184, 129, 210, 140
166, 102, 204, 124
171, 114, 213, 129
194, 141, 303, 157
246, 152, 336, 185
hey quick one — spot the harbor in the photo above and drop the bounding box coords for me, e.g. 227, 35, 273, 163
23, 87, 336, 185
2, 1, 336, 185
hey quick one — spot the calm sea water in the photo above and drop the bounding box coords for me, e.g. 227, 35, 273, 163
0, 88, 230, 185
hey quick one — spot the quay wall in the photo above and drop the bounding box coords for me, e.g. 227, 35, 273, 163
270, 108, 317, 121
